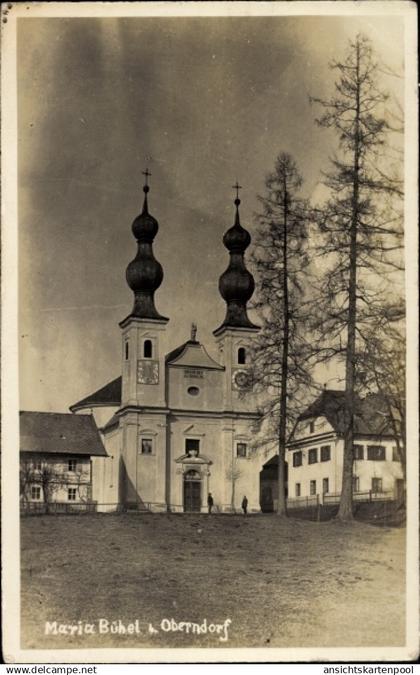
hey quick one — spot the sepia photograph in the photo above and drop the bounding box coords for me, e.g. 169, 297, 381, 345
1, 0, 418, 664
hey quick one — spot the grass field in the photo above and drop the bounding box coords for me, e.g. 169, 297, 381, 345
21, 513, 405, 649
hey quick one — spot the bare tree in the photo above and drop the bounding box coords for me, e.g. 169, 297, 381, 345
310, 34, 404, 521
357, 319, 406, 483
225, 460, 242, 513
20, 460, 36, 505
250, 152, 313, 516
37, 463, 67, 513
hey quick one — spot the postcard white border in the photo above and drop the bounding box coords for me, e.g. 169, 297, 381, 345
1, 0, 418, 664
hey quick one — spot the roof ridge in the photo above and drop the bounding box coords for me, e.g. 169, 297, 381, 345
20, 410, 93, 417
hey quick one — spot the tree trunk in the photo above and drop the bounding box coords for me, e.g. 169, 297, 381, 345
277, 183, 289, 516
231, 478, 236, 513
337, 42, 361, 523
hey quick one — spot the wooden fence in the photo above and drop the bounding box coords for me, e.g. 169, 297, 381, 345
323, 490, 393, 504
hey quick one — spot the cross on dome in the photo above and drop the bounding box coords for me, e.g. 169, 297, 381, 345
142, 168, 152, 191
232, 181, 242, 203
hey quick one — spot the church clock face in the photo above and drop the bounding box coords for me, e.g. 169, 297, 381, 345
232, 369, 251, 390
137, 360, 159, 385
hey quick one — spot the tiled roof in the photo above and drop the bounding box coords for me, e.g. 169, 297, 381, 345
298, 389, 394, 437
20, 411, 108, 457
70, 376, 121, 412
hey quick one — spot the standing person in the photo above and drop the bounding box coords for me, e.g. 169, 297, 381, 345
241, 495, 248, 516
207, 492, 214, 514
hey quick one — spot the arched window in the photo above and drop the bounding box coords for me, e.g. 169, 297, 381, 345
125, 341, 129, 361
238, 347, 246, 365
143, 339, 153, 358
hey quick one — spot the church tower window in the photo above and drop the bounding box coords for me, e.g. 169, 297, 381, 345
185, 439, 200, 456
125, 341, 129, 360
237, 347, 246, 364
143, 339, 153, 359
141, 438, 153, 455
236, 442, 247, 458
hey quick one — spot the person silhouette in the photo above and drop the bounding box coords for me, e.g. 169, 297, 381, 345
241, 495, 248, 515
207, 492, 214, 514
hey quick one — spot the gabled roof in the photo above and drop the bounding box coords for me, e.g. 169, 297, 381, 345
20, 411, 108, 457
299, 389, 347, 432
70, 376, 121, 412
297, 389, 394, 437
165, 340, 224, 370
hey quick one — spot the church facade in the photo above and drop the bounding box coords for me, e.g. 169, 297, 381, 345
71, 179, 264, 513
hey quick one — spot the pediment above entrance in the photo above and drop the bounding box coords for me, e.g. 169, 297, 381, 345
175, 453, 212, 466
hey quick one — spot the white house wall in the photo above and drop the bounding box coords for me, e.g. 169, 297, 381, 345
24, 456, 92, 503
287, 431, 403, 502
287, 438, 342, 500
352, 438, 403, 493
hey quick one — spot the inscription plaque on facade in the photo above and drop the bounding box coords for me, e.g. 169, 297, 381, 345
184, 368, 204, 379
137, 360, 159, 384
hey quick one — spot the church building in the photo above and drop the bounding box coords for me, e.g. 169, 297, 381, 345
70, 178, 264, 513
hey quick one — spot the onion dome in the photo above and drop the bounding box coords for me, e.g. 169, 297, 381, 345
125, 174, 168, 321
213, 188, 260, 335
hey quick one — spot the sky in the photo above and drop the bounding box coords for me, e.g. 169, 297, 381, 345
17, 10, 405, 412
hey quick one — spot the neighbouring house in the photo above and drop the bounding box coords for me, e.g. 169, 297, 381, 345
69, 183, 264, 513
286, 389, 404, 506
20, 411, 107, 508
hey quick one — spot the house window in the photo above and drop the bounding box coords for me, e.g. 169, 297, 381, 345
392, 446, 400, 462
320, 445, 331, 462
125, 341, 129, 360
293, 451, 302, 467
143, 339, 153, 358
68, 488, 77, 501
308, 448, 318, 464
236, 443, 247, 458
310, 480, 316, 496
237, 347, 246, 365
33, 460, 42, 471
372, 477, 383, 494
31, 486, 41, 500
68, 459, 77, 472
186, 439, 200, 456
322, 478, 329, 494
353, 444, 364, 460
367, 445, 385, 461
141, 438, 153, 455
309, 421, 315, 433
295, 483, 301, 497
353, 475, 360, 492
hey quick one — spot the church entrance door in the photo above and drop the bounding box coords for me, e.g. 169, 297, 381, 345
183, 470, 202, 512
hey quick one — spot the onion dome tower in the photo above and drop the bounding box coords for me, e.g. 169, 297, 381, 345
125, 170, 168, 321
213, 184, 259, 335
